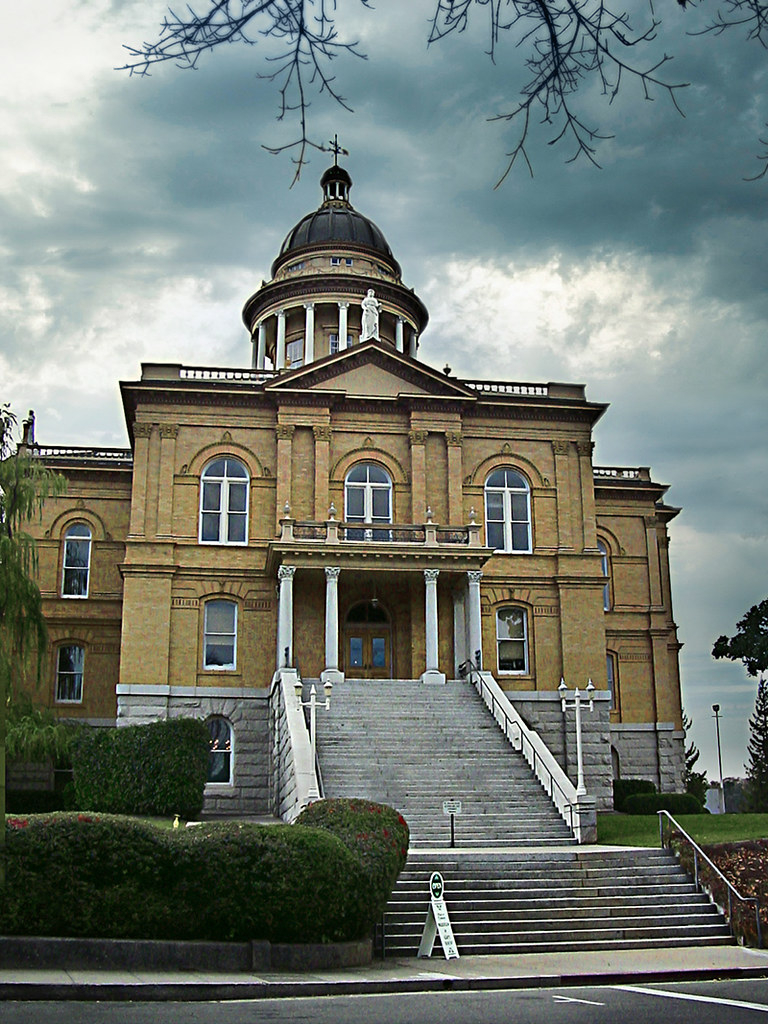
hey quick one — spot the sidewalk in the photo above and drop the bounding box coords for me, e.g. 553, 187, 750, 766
3, 945, 768, 1002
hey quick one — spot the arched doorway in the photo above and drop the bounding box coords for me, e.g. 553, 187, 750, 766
343, 600, 392, 678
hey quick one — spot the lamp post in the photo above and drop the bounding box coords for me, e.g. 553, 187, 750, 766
712, 703, 726, 814
559, 678, 596, 796
295, 680, 333, 794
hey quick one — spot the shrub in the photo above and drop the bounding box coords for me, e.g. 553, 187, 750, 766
71, 718, 209, 818
0, 801, 409, 944
613, 778, 656, 811
623, 791, 704, 815
296, 798, 410, 920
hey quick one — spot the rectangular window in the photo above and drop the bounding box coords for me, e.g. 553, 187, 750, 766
330, 257, 341, 267
204, 600, 238, 670
286, 338, 304, 369
497, 607, 528, 673
56, 645, 84, 702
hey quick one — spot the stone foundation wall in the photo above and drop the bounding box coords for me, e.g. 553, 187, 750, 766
509, 692, 614, 811
116, 684, 271, 817
610, 723, 685, 793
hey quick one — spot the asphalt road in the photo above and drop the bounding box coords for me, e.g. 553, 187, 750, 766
4, 979, 768, 1024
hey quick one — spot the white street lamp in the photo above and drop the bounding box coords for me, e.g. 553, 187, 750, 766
559, 677, 596, 797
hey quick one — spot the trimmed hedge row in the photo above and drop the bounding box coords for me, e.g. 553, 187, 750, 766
1, 800, 409, 944
71, 718, 209, 818
622, 792, 705, 815
613, 778, 656, 812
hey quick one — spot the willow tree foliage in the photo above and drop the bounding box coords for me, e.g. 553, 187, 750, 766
120, 0, 768, 182
0, 406, 64, 881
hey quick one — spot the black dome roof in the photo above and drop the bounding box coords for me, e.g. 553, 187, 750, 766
274, 165, 396, 271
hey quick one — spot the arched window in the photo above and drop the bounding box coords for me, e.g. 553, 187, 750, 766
207, 717, 233, 784
203, 600, 238, 671
496, 606, 528, 674
62, 524, 92, 598
484, 469, 531, 552
55, 644, 84, 703
598, 539, 611, 611
199, 458, 249, 545
345, 464, 392, 541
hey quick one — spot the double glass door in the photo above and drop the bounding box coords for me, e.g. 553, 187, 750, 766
345, 630, 390, 678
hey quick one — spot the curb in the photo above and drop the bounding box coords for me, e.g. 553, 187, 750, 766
3, 964, 768, 1002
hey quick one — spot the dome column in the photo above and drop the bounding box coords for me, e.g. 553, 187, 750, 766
396, 317, 404, 353
276, 309, 287, 369
338, 302, 349, 350
254, 321, 267, 370
304, 303, 315, 363
409, 330, 418, 359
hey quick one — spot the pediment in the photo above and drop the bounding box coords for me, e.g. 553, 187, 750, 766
263, 342, 476, 402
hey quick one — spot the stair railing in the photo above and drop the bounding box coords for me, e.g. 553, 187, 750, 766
459, 659, 584, 842
659, 810, 763, 948
269, 667, 323, 822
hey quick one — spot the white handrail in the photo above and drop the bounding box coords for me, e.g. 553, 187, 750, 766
270, 669, 320, 822
469, 668, 584, 841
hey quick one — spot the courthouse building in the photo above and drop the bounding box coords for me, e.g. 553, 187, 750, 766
22, 163, 685, 814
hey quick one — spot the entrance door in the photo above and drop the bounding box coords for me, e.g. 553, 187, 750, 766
344, 600, 392, 678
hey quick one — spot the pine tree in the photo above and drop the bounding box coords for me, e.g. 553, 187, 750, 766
682, 709, 708, 806
745, 677, 768, 813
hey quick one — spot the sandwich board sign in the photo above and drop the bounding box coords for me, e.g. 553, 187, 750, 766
417, 871, 460, 960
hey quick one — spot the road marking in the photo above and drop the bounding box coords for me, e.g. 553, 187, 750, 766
553, 995, 605, 1006
616, 984, 768, 1013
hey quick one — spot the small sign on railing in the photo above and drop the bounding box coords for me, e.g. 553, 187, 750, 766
443, 799, 461, 847
417, 872, 459, 960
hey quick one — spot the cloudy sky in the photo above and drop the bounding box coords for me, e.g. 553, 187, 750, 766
2, 0, 766, 782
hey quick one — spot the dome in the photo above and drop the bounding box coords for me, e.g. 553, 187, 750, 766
272, 164, 397, 275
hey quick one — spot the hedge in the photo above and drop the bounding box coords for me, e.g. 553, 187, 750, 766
71, 718, 209, 818
622, 792, 705, 815
0, 802, 410, 944
613, 778, 656, 812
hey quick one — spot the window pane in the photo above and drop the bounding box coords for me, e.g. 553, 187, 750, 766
367, 466, 389, 484
372, 637, 387, 668
63, 567, 88, 597
347, 489, 364, 518
66, 524, 91, 538
204, 459, 227, 478
487, 522, 504, 550
510, 493, 529, 522
202, 482, 221, 510
227, 513, 246, 543
66, 539, 90, 567
504, 470, 527, 489
371, 488, 390, 519
347, 465, 368, 483
201, 513, 220, 542
225, 459, 248, 479
206, 601, 236, 633
486, 492, 504, 520
228, 483, 247, 513
511, 523, 530, 550
349, 637, 363, 667
205, 642, 235, 667
498, 640, 526, 672
487, 470, 506, 487
497, 607, 524, 639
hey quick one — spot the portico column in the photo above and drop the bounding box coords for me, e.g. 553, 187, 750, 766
396, 317, 404, 353
256, 322, 267, 370
322, 566, 344, 685
304, 302, 315, 364
422, 568, 446, 684
409, 330, 418, 359
467, 570, 483, 670
276, 564, 296, 669
276, 309, 287, 369
338, 302, 349, 349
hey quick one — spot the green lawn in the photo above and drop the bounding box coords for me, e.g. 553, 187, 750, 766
597, 813, 768, 848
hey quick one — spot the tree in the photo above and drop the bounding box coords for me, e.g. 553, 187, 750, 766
712, 599, 768, 679
0, 406, 64, 884
745, 676, 768, 812
681, 709, 707, 806
119, 0, 768, 183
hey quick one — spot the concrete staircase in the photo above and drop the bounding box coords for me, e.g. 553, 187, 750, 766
312, 678, 574, 848
382, 848, 733, 956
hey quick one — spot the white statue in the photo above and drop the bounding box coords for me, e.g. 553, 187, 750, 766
360, 289, 381, 341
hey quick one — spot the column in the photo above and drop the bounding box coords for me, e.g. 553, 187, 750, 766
338, 302, 349, 349
576, 440, 597, 550
552, 439, 573, 550
409, 331, 418, 358
276, 565, 296, 669
276, 309, 287, 369
304, 302, 315, 364
422, 568, 446, 684
128, 423, 153, 539
275, 424, 295, 534
396, 317, 404, 353
256, 322, 267, 370
156, 424, 178, 538
322, 566, 343, 685
467, 571, 483, 670
445, 431, 463, 525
